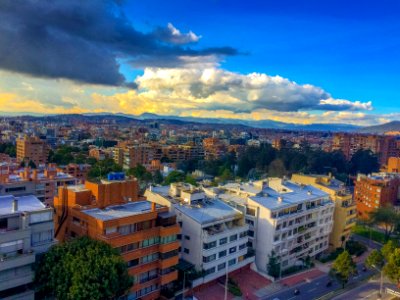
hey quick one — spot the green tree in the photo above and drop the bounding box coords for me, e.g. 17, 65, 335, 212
382, 240, 398, 260
35, 237, 132, 300
164, 170, 185, 185
330, 251, 357, 288
369, 206, 400, 241
184, 175, 197, 186
87, 158, 123, 180
152, 170, 163, 184
366, 249, 385, 270
268, 159, 287, 177
28, 160, 37, 169
349, 149, 379, 175
383, 248, 400, 287
267, 251, 280, 278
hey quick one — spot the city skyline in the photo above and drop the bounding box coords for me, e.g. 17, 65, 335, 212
0, 0, 399, 126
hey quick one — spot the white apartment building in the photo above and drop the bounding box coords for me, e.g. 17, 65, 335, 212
206, 178, 334, 273
0, 195, 55, 300
145, 183, 254, 286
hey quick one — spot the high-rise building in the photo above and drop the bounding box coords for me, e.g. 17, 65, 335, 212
354, 173, 400, 219
387, 157, 400, 173
0, 195, 55, 300
145, 183, 254, 287
213, 179, 334, 273
54, 175, 179, 300
291, 174, 357, 250
16, 136, 49, 167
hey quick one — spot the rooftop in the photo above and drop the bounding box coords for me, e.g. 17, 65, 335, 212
81, 200, 160, 221
221, 179, 330, 211
0, 195, 47, 215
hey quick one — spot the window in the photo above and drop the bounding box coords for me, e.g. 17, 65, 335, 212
184, 235, 191, 240
248, 230, 254, 237
139, 269, 158, 283
143, 237, 160, 247
219, 237, 228, 245
246, 207, 256, 216
239, 231, 247, 238
5, 186, 26, 193
141, 253, 159, 264
127, 258, 139, 268
135, 284, 159, 297
161, 250, 179, 259
203, 241, 217, 250
160, 235, 176, 244
219, 250, 227, 258
30, 211, 52, 224
218, 262, 226, 271
245, 219, 254, 226
239, 243, 246, 250
184, 248, 190, 254
229, 246, 237, 254
118, 242, 140, 253
31, 230, 53, 246
228, 258, 236, 266
203, 254, 217, 263
204, 267, 216, 276
230, 234, 238, 242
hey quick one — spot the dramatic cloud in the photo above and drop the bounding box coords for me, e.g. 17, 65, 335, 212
135, 67, 372, 112
153, 23, 201, 44
0, 0, 236, 86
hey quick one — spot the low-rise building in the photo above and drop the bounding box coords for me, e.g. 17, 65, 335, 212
211, 179, 334, 273
54, 175, 179, 300
0, 195, 55, 300
291, 174, 357, 250
145, 183, 254, 287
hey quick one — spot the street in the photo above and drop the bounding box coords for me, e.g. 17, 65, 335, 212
263, 263, 375, 300
331, 280, 397, 300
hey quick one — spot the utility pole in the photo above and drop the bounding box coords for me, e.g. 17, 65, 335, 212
224, 264, 228, 300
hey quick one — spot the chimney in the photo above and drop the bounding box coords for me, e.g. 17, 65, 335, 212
12, 198, 18, 213
151, 202, 156, 212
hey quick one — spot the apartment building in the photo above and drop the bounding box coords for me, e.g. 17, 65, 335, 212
387, 157, 400, 173
16, 136, 49, 166
354, 173, 400, 219
211, 179, 334, 273
54, 174, 179, 300
57, 163, 91, 182
145, 183, 254, 287
0, 165, 77, 205
0, 195, 55, 300
331, 133, 399, 164
291, 174, 357, 250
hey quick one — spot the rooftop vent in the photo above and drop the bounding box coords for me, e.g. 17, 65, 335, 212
307, 190, 312, 195
278, 196, 283, 202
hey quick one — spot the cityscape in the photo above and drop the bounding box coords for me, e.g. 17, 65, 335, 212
0, 1, 400, 300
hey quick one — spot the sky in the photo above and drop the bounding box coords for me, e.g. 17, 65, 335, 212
0, 0, 399, 126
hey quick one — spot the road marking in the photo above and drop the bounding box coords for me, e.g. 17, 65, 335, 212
362, 291, 378, 299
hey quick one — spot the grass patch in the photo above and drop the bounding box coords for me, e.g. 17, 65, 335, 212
352, 224, 388, 244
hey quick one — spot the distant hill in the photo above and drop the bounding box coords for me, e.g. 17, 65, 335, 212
1, 112, 361, 132
358, 121, 400, 134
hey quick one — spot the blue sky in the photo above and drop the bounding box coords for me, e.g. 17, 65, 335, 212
0, 0, 399, 125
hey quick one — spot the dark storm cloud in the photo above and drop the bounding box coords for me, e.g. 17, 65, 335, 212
0, 0, 237, 86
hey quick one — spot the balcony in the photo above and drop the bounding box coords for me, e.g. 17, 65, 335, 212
0, 251, 35, 272
159, 255, 179, 269
0, 271, 33, 291
159, 241, 180, 253
160, 269, 178, 285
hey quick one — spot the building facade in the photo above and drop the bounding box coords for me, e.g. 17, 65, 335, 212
354, 173, 400, 219
145, 183, 254, 287
54, 176, 179, 300
291, 174, 357, 250
0, 195, 55, 300
16, 136, 49, 167
213, 179, 334, 273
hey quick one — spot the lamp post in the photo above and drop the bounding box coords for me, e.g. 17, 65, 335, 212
278, 249, 288, 280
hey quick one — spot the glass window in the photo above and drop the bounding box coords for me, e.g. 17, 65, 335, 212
228, 258, 236, 266
230, 234, 238, 242
219, 250, 227, 258
203, 241, 217, 250
229, 246, 237, 254
219, 237, 228, 245
218, 262, 226, 271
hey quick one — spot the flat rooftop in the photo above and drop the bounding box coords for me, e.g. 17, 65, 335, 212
81, 201, 160, 221
149, 185, 241, 225
222, 179, 330, 211
0, 195, 47, 215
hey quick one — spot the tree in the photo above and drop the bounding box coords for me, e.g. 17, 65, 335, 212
349, 149, 379, 175
268, 159, 287, 177
369, 206, 400, 241
164, 170, 185, 185
383, 248, 400, 288
267, 251, 280, 278
330, 251, 357, 288
87, 158, 123, 180
184, 174, 197, 186
35, 237, 132, 300
153, 170, 163, 184
28, 160, 37, 169
366, 249, 385, 270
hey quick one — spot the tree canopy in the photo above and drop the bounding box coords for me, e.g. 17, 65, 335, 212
87, 158, 123, 180
330, 251, 357, 288
35, 237, 132, 300
0, 142, 16, 157
369, 206, 400, 241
